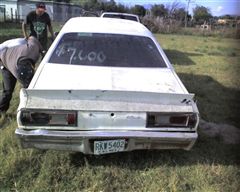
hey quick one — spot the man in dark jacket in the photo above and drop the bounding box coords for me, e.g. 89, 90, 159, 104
0, 36, 42, 114
22, 2, 54, 51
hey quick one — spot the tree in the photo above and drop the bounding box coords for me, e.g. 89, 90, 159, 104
173, 8, 187, 21
101, 0, 117, 12
220, 14, 235, 20
80, 0, 100, 11
151, 4, 168, 17
166, 1, 182, 17
166, 2, 186, 21
115, 3, 129, 13
131, 5, 146, 17
193, 5, 212, 23
72, 0, 129, 14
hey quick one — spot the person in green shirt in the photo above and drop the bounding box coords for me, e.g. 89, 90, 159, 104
22, 2, 54, 51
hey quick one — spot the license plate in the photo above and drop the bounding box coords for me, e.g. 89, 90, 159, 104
94, 139, 125, 155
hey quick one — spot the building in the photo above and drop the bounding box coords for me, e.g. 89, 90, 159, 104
0, 0, 84, 22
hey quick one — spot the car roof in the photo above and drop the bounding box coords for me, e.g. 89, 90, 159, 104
60, 17, 151, 37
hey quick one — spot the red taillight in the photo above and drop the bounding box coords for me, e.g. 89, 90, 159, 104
67, 113, 76, 125
170, 116, 188, 125
147, 113, 197, 128
20, 110, 77, 126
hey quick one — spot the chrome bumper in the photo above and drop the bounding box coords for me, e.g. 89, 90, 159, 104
15, 129, 198, 154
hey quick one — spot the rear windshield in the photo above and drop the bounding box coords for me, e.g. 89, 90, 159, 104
102, 14, 138, 22
49, 33, 167, 68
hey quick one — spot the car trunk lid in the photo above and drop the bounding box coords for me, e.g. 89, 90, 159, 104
31, 64, 187, 94
19, 89, 195, 112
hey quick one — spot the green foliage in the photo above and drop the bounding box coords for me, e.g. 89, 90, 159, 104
219, 14, 236, 20
130, 5, 146, 17
74, 0, 129, 13
80, 0, 103, 12
114, 3, 129, 13
193, 5, 213, 23
151, 4, 168, 17
102, 0, 117, 12
172, 7, 186, 21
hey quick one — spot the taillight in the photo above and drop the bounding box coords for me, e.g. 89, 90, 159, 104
20, 110, 77, 126
147, 113, 197, 128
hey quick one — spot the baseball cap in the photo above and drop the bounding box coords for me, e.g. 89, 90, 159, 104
36, 2, 46, 10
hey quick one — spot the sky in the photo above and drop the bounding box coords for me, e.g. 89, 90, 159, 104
114, 0, 240, 16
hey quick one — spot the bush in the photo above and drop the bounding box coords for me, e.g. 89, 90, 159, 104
141, 16, 239, 39
142, 15, 182, 33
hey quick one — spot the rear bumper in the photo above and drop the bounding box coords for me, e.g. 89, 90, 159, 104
15, 129, 198, 154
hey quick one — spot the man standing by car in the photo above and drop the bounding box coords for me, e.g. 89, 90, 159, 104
0, 36, 42, 115
22, 2, 54, 51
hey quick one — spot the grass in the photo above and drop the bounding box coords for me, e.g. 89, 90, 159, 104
160, 34, 240, 127
0, 23, 23, 42
180, 27, 239, 39
0, 23, 239, 191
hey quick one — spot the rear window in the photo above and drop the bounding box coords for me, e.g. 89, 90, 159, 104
49, 33, 167, 68
102, 14, 138, 22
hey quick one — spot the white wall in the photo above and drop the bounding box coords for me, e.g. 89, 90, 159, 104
2, 1, 17, 19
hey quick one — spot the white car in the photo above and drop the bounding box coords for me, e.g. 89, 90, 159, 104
100, 12, 140, 22
16, 17, 199, 155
